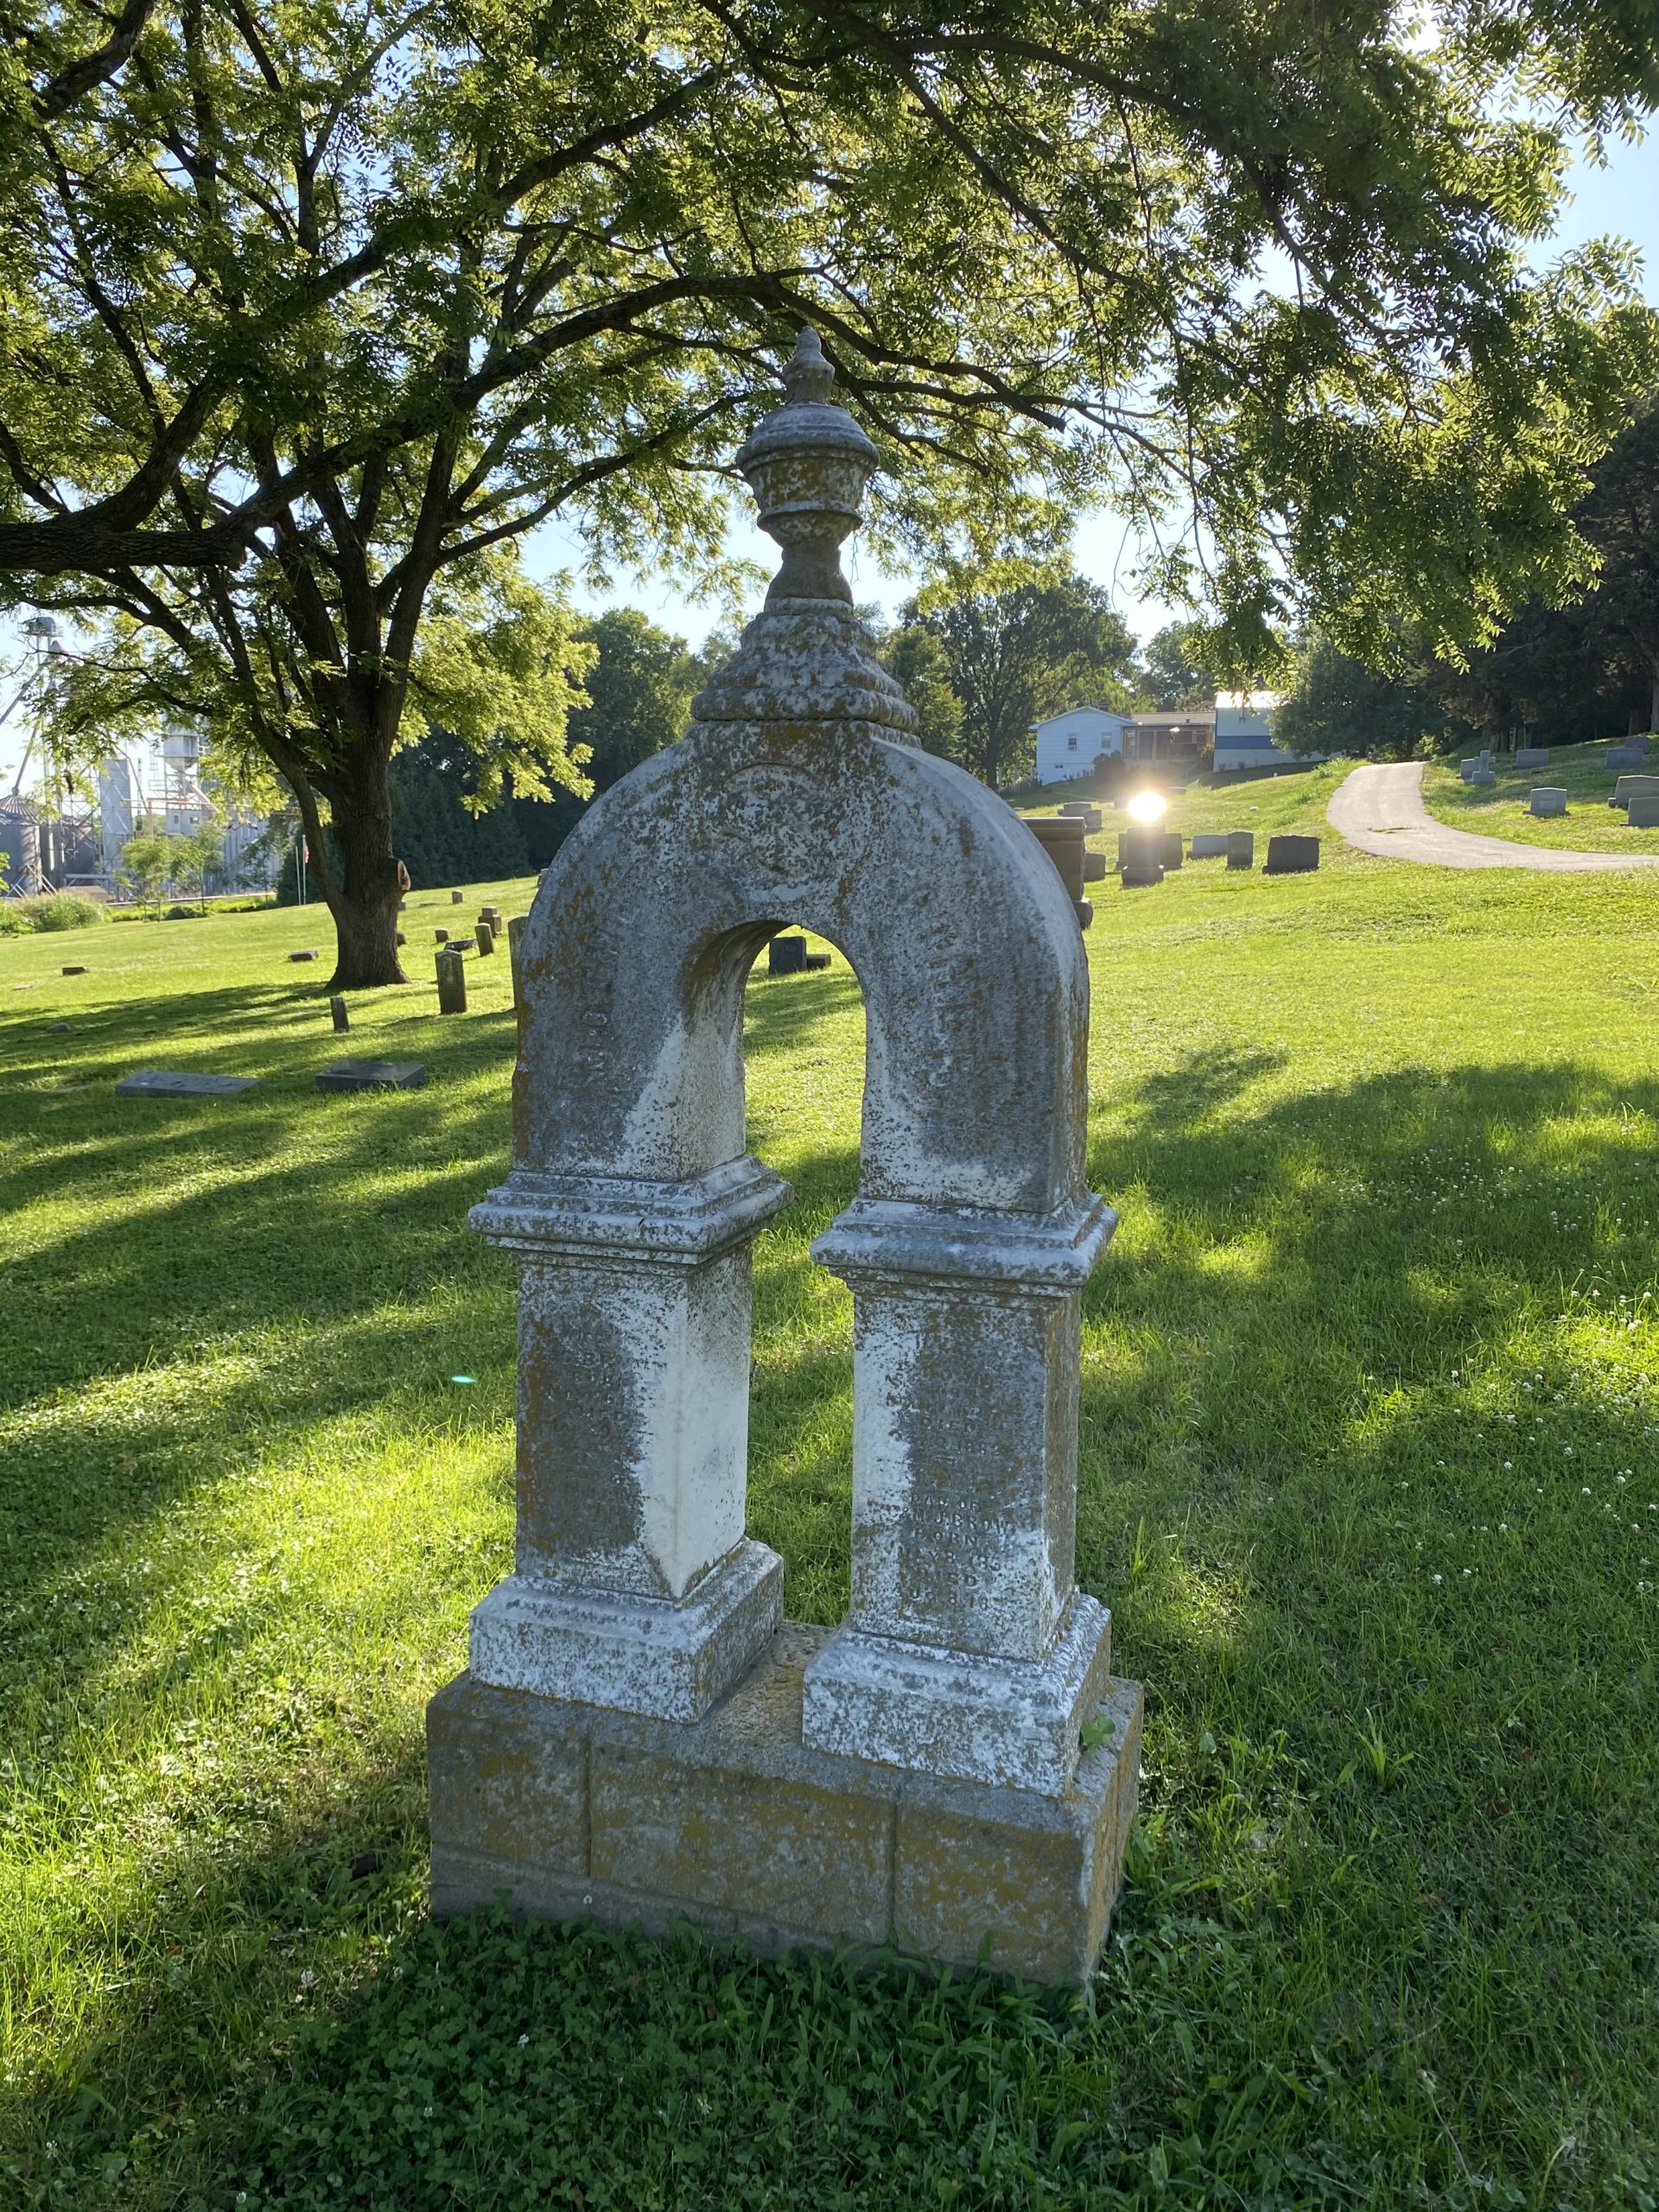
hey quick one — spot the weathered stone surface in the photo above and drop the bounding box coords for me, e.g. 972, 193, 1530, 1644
115, 1068, 258, 1096
1628, 795, 1659, 829
1612, 773, 1659, 808
1226, 830, 1255, 869
1188, 834, 1229, 858
429, 1629, 1142, 1980
429, 328, 1139, 1983
315, 1058, 426, 1092
1466, 767, 1497, 788
329, 994, 349, 1033
475, 920, 496, 955
1530, 786, 1567, 817
435, 946, 467, 1014
1514, 747, 1549, 769
451, 888, 465, 904
1263, 835, 1320, 874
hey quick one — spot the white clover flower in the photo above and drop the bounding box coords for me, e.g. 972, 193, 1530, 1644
1432, 1573, 1443, 1584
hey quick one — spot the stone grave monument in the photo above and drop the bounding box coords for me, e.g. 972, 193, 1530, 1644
1515, 747, 1549, 770
1529, 787, 1567, 818
426, 330, 1142, 1983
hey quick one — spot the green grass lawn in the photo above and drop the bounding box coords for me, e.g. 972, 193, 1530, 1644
3, 850, 1658, 2210
1420, 739, 1659, 854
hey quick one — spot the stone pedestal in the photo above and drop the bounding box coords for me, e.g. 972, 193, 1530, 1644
429, 1628, 1142, 1986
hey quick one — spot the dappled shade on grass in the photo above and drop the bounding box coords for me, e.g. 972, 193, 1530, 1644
1, 856, 1656, 2207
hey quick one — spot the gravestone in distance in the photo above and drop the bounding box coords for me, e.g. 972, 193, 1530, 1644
1459, 759, 1482, 781
474, 920, 495, 956
1515, 747, 1549, 770
1627, 795, 1659, 829
1530, 787, 1567, 817
768, 932, 808, 974
1263, 835, 1320, 874
1467, 767, 1497, 788
60, 964, 87, 976
435, 946, 467, 1014
1226, 830, 1254, 869
330, 994, 349, 1033
1611, 773, 1659, 809
1607, 743, 1649, 770
316, 1058, 426, 1093
507, 913, 529, 1020
1160, 832, 1184, 871
451, 888, 464, 905
427, 329, 1141, 1986
116, 1069, 258, 1096
435, 928, 449, 943
1025, 815, 1094, 927
1188, 834, 1229, 859
289, 950, 318, 963
1119, 823, 1163, 887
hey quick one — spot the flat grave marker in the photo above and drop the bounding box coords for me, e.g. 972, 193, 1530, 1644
116, 1069, 259, 1097
316, 1058, 426, 1093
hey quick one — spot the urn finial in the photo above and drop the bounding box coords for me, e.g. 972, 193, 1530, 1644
734, 327, 880, 606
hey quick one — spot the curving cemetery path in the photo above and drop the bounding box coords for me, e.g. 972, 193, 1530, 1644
1326, 760, 1659, 873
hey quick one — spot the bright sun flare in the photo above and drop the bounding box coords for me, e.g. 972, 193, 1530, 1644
1125, 790, 1168, 824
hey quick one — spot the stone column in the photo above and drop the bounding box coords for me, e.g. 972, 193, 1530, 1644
803, 1193, 1117, 1794
467, 1156, 792, 1719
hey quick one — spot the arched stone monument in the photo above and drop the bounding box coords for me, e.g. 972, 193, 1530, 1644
427, 332, 1143, 1982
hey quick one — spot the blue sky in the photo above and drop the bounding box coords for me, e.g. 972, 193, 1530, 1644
528, 130, 1659, 651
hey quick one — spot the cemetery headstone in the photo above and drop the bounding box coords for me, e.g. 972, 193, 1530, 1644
1024, 815, 1094, 928
1160, 831, 1184, 870
768, 932, 808, 974
427, 328, 1141, 1986
1627, 795, 1659, 829
1529, 787, 1567, 817
60, 964, 87, 976
47, 1020, 70, 1033
804, 950, 831, 970
1611, 773, 1659, 808
1467, 767, 1497, 787
1119, 823, 1164, 887
451, 888, 464, 905
116, 1069, 258, 1096
316, 1058, 426, 1093
435, 947, 467, 1014
1263, 835, 1320, 874
474, 921, 495, 956
1188, 834, 1229, 859
435, 928, 448, 943
1607, 743, 1649, 770
1459, 759, 1482, 781
330, 994, 350, 1033
289, 950, 318, 963
1226, 830, 1254, 869
1515, 747, 1549, 770
507, 913, 529, 1021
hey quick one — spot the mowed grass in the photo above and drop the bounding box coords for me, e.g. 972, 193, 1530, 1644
1420, 739, 1659, 854
2, 845, 1658, 2211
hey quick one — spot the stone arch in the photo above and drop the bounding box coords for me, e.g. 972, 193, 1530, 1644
464, 332, 1116, 1798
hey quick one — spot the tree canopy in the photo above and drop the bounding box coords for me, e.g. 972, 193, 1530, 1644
2, 0, 1656, 978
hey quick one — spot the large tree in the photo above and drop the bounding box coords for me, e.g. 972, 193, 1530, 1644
893, 570, 1140, 786
2, 0, 1656, 982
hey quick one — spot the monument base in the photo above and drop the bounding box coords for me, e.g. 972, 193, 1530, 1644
428, 1624, 1142, 1986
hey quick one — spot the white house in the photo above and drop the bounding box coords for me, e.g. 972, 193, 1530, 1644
1032, 704, 1131, 785
1213, 690, 1319, 773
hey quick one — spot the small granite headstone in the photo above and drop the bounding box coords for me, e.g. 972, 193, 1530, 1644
47, 1020, 70, 1033
451, 889, 464, 905
1515, 747, 1549, 770
1120, 824, 1163, 887
1467, 767, 1497, 788
435, 928, 448, 943
804, 950, 832, 970
1459, 759, 1482, 781
436, 947, 467, 1014
1226, 830, 1254, 870
1188, 834, 1229, 859
1627, 795, 1659, 829
1529, 787, 1567, 817
1263, 835, 1319, 874
1607, 744, 1649, 770
289, 950, 318, 963
768, 933, 808, 975
116, 1069, 259, 1097
1611, 773, 1659, 808
330, 994, 350, 1033
474, 920, 495, 956
316, 1058, 426, 1093
60, 964, 87, 976
1159, 832, 1183, 870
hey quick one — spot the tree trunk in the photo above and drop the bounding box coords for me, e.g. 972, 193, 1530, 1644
323, 762, 408, 990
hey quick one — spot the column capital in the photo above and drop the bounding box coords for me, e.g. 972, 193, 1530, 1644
471, 1155, 792, 1266
811, 1191, 1116, 1291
